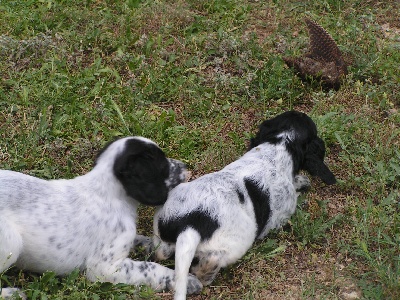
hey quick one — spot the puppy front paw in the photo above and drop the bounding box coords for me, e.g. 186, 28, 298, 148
133, 235, 154, 254
187, 274, 203, 294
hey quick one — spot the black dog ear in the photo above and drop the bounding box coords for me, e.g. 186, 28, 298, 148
113, 151, 140, 177
113, 142, 168, 180
112, 139, 170, 205
113, 141, 145, 177
303, 138, 336, 185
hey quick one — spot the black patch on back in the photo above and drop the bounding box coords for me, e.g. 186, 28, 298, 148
159, 210, 220, 243
244, 178, 271, 237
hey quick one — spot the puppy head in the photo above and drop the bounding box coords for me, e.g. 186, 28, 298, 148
96, 137, 188, 205
250, 111, 336, 185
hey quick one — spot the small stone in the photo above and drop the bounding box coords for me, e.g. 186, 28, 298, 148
342, 291, 361, 300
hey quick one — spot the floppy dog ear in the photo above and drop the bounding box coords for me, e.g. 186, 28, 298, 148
113, 139, 170, 205
303, 137, 336, 185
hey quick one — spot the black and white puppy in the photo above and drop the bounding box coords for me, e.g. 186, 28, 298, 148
0, 136, 202, 299
153, 111, 336, 300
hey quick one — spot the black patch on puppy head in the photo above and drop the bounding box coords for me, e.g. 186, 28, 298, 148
249, 111, 336, 184
249, 111, 317, 150
159, 210, 220, 243
244, 178, 271, 237
113, 138, 171, 206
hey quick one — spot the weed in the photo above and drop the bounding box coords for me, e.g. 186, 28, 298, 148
353, 194, 400, 299
291, 197, 343, 247
19, 269, 158, 300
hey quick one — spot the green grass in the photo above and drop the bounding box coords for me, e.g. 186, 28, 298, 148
1, 0, 399, 299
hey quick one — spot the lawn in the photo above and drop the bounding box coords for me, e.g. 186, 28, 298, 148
0, 0, 399, 299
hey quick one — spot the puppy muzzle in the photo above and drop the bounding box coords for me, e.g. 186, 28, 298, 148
165, 159, 190, 190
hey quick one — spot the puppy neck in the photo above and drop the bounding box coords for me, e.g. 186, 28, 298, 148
76, 163, 137, 210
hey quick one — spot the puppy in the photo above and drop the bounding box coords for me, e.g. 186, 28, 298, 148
0, 136, 202, 299
153, 111, 336, 300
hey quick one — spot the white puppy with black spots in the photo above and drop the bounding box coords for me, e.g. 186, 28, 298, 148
0, 136, 202, 299
153, 111, 337, 300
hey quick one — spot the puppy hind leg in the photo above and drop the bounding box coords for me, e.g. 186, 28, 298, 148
86, 258, 202, 295
0, 220, 23, 272
174, 228, 202, 300
0, 220, 25, 299
153, 235, 175, 261
190, 251, 223, 286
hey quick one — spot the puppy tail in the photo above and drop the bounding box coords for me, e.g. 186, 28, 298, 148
174, 227, 201, 300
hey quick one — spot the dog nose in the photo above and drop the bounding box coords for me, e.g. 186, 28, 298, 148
166, 159, 189, 190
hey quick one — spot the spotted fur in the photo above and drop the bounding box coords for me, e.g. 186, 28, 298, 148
0, 136, 202, 299
153, 111, 336, 300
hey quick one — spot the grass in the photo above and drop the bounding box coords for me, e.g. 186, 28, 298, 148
1, 0, 399, 299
